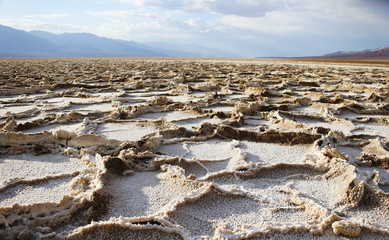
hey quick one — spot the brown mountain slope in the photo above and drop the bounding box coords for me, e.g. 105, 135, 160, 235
296, 47, 389, 61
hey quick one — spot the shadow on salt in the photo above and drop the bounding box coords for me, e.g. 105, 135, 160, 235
23, 122, 82, 134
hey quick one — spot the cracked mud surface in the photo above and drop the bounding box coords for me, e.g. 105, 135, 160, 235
0, 58, 389, 239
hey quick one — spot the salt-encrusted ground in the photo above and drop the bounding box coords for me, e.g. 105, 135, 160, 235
0, 58, 388, 239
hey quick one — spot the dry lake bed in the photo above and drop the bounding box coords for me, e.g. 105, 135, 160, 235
0, 58, 389, 239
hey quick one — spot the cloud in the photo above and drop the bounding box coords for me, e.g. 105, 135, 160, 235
85, 9, 214, 39
26, 13, 71, 19
206, 0, 280, 17
118, 0, 389, 20
119, 0, 283, 17
85, 0, 389, 57
120, 0, 205, 12
83, 10, 204, 42
0, 18, 89, 34
86, 10, 159, 19
2, 0, 387, 57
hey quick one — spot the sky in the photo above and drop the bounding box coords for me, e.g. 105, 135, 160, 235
0, 0, 388, 57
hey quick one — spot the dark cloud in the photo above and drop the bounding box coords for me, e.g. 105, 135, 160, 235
349, 0, 389, 16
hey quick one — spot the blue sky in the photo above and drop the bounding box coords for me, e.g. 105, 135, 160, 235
0, 0, 388, 57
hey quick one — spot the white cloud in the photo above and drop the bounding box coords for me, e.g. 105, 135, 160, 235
25, 13, 71, 19
119, 0, 206, 12
119, 0, 281, 16
0, 18, 90, 34
86, 10, 158, 19
84, 9, 214, 41
188, 18, 209, 32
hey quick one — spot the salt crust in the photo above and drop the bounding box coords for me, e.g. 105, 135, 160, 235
0, 58, 389, 239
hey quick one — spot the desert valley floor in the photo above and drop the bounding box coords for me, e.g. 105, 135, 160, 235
0, 58, 389, 239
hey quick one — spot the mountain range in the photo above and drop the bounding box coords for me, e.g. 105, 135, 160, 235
322, 47, 389, 60
0, 24, 237, 58
298, 46, 389, 61
0, 24, 388, 59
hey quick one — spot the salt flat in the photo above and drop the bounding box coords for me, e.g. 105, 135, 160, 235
0, 58, 388, 239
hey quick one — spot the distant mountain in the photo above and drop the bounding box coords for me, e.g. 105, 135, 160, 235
0, 25, 62, 58
29, 30, 166, 57
304, 47, 389, 60
0, 25, 167, 58
324, 50, 359, 56
0, 24, 233, 58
